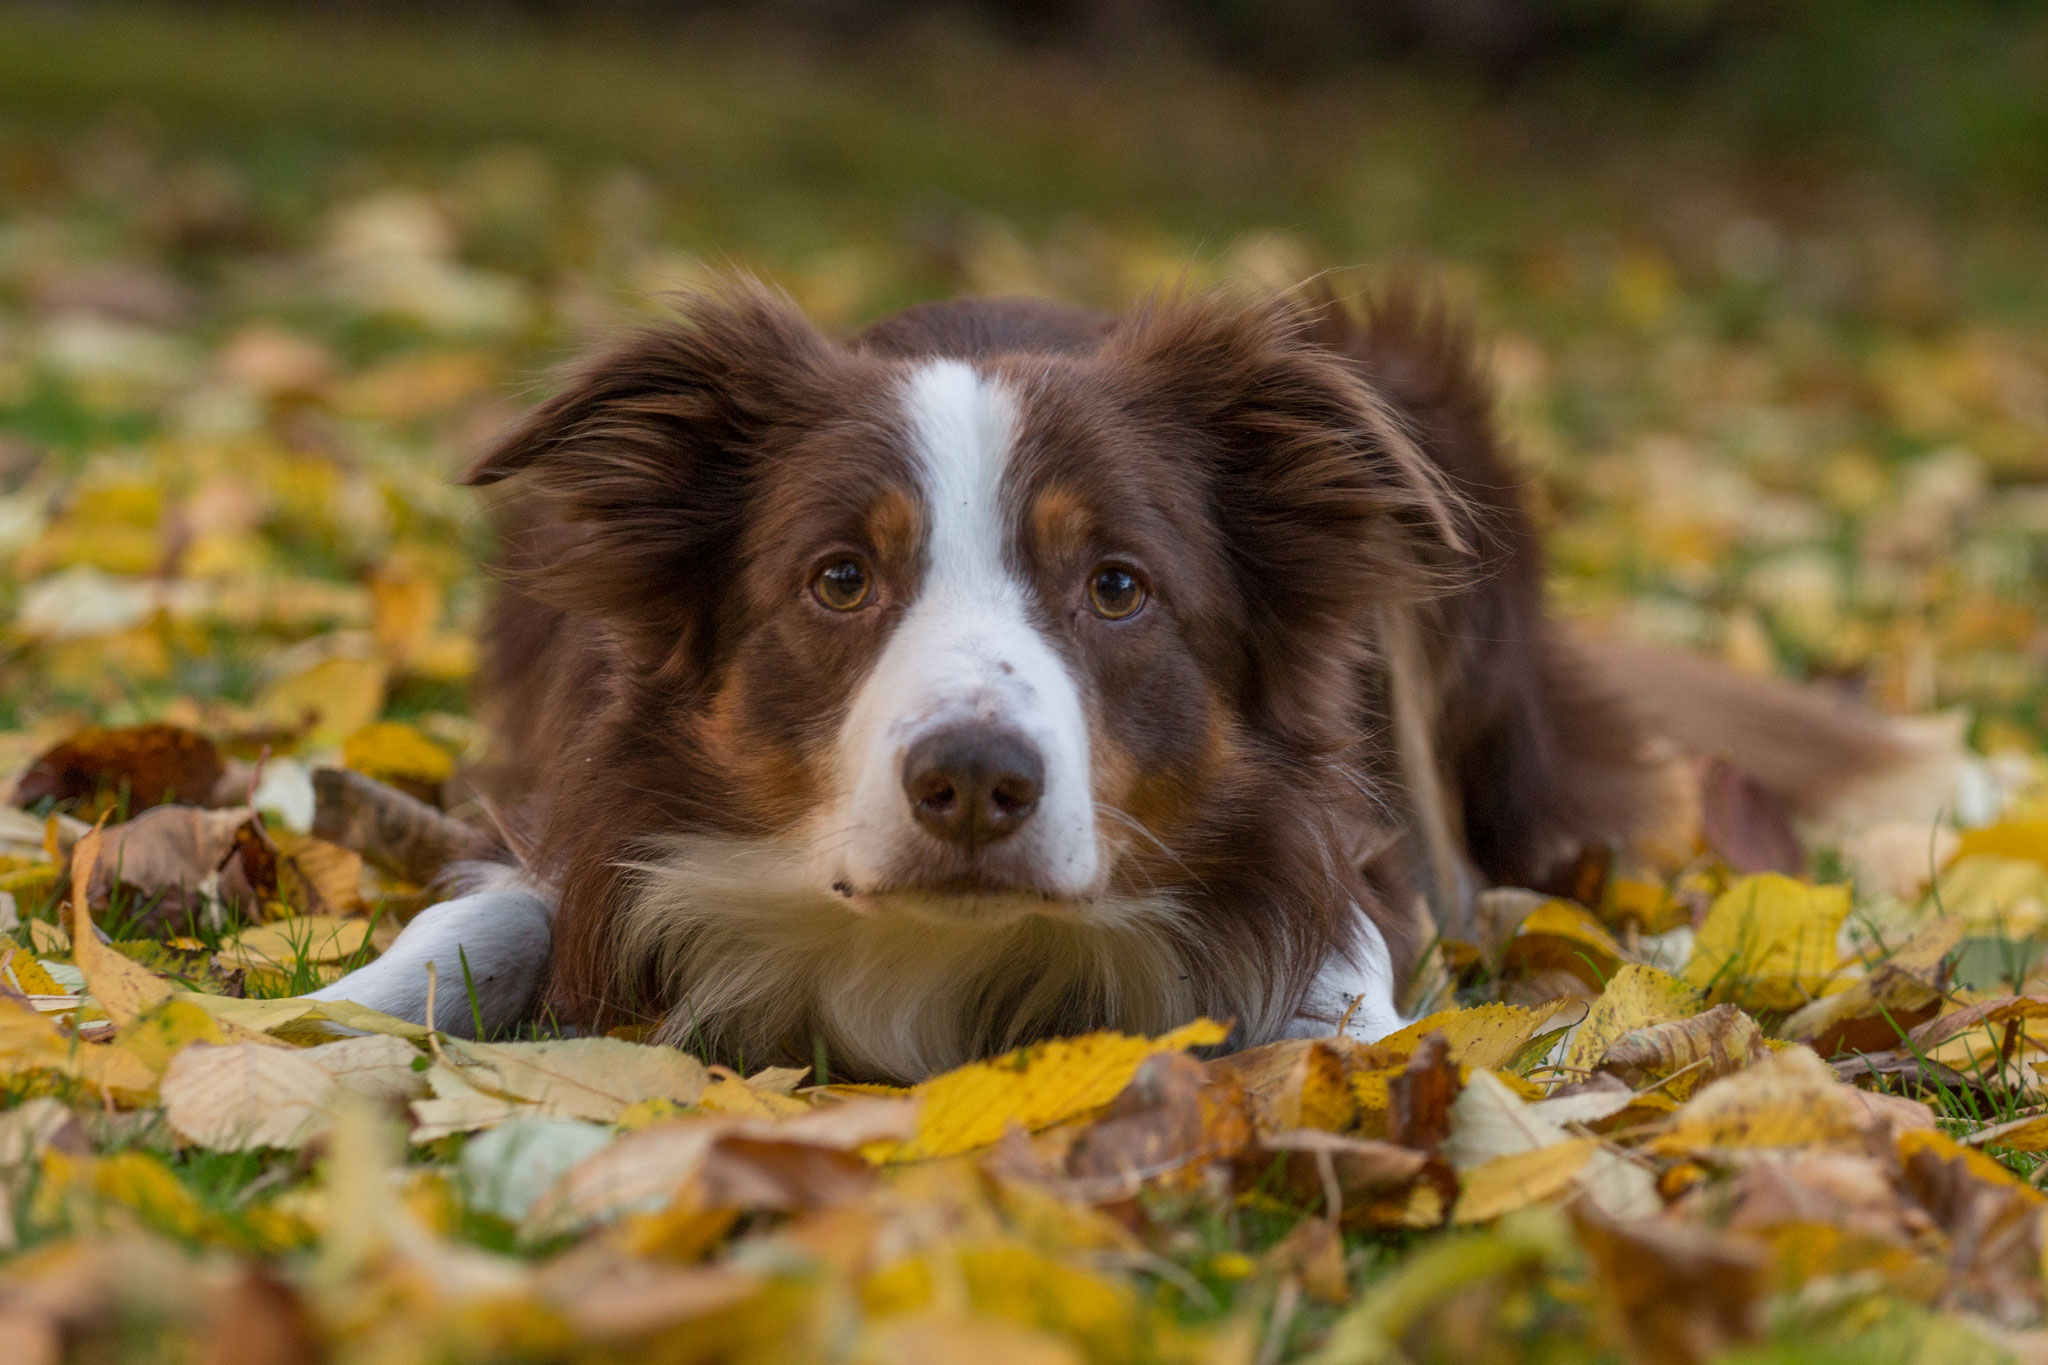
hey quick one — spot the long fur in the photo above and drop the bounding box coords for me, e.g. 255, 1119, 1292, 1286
614, 834, 1221, 1079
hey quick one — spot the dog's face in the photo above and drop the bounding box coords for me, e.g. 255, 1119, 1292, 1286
470, 286, 1457, 1072
472, 287, 1456, 929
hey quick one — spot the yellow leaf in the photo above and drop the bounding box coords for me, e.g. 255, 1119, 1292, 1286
70, 826, 173, 1026
37, 1149, 210, 1242
369, 555, 442, 664
111, 997, 233, 1078
1379, 1001, 1572, 1071
254, 656, 390, 746
273, 830, 366, 916
877, 1019, 1228, 1162
0, 996, 157, 1102
215, 915, 373, 972
1500, 899, 1630, 988
1648, 1046, 1869, 1156
174, 991, 430, 1041
697, 1072, 812, 1121
1683, 874, 1849, 1010
1605, 878, 1691, 935
1, 938, 64, 996
1955, 818, 2048, 867
343, 720, 454, 787
1924, 856, 2048, 936
1898, 1127, 2046, 1203
1563, 964, 1702, 1072
1965, 1112, 2048, 1153
1451, 1137, 1599, 1223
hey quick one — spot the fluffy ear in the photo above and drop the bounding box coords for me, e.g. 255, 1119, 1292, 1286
467, 282, 832, 673
1104, 293, 1473, 722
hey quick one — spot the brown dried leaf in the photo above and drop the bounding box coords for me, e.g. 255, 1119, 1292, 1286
85, 805, 251, 933
12, 724, 222, 816
1207, 1036, 1397, 1136
1388, 1033, 1460, 1153
70, 826, 175, 1025
1572, 1204, 1767, 1365
1907, 995, 2048, 1056
1249, 1128, 1455, 1230
1062, 1051, 1252, 1197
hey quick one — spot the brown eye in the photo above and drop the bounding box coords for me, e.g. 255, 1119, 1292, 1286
1087, 563, 1147, 620
812, 557, 872, 611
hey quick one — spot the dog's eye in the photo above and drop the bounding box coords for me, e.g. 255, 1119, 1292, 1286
1087, 563, 1147, 620
812, 557, 872, 611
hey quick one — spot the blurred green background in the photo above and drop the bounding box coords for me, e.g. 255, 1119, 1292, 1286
0, 0, 2044, 749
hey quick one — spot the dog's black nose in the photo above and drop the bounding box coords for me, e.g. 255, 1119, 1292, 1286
901, 726, 1045, 849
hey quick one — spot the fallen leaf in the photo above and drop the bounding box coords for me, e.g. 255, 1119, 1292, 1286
310, 1033, 428, 1101
215, 915, 373, 972
1562, 963, 1703, 1073
1250, 1128, 1453, 1230
1966, 1112, 2048, 1152
524, 1099, 913, 1239
1683, 873, 1849, 1009
1061, 1051, 1252, 1197
1786, 963, 1947, 1057
11, 723, 222, 816
271, 830, 366, 916
1572, 1204, 1767, 1365
1649, 1046, 1875, 1156
411, 1036, 708, 1135
1378, 1000, 1574, 1071
0, 996, 156, 1101
1598, 1003, 1766, 1097
85, 804, 257, 932
1207, 1036, 1393, 1136
1499, 899, 1633, 989
162, 1042, 338, 1151
253, 657, 390, 747
1955, 818, 2048, 867
1923, 856, 2048, 936
878, 1018, 1227, 1162
70, 826, 175, 1025
1387, 1033, 1460, 1153
1906, 994, 2048, 1055
1451, 1136, 1599, 1223
457, 1117, 618, 1222
342, 720, 452, 804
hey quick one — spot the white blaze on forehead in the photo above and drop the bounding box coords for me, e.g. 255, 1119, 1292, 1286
824, 359, 1099, 904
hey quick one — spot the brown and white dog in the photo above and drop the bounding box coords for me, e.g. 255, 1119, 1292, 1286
312, 280, 1913, 1081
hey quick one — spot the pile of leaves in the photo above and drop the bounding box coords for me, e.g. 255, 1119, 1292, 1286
2, 25, 2048, 1362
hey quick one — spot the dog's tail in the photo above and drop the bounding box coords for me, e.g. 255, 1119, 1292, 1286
1583, 637, 1962, 827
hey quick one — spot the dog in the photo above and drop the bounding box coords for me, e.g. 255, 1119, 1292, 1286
313, 279, 1916, 1081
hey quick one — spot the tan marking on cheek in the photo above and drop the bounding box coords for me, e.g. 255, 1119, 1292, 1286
696, 678, 823, 831
1090, 689, 1241, 884
1030, 485, 1096, 564
864, 487, 920, 570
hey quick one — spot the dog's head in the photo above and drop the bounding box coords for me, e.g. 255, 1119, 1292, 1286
471, 281, 1462, 940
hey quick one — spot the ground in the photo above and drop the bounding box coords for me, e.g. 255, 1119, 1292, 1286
1, 7, 2047, 1363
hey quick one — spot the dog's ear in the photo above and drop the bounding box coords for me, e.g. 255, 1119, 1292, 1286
466, 282, 833, 674
1106, 292, 1473, 724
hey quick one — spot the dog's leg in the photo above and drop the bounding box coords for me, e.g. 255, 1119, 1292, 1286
1282, 908, 1409, 1044
308, 875, 554, 1038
